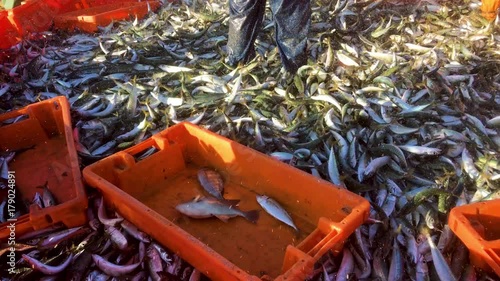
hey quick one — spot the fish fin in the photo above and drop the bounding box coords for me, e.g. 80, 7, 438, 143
244, 210, 260, 224
215, 215, 230, 223
221, 198, 240, 206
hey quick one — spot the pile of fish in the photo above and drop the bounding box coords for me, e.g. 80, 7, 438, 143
0, 0, 499, 279
0, 194, 204, 280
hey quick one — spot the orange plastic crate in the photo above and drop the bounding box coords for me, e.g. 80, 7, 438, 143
0, 96, 88, 241
53, 1, 161, 32
482, 0, 500, 21
448, 199, 500, 276
9, 0, 80, 35
83, 122, 370, 281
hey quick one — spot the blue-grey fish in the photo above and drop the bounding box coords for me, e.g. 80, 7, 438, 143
462, 148, 479, 180
399, 145, 442, 155
388, 238, 404, 281
32, 192, 44, 209
256, 195, 298, 232
364, 156, 391, 177
0, 158, 8, 180
176, 196, 259, 223
486, 116, 500, 128
328, 146, 343, 187
37, 182, 56, 207
0, 199, 6, 223
427, 234, 457, 281
336, 247, 354, 281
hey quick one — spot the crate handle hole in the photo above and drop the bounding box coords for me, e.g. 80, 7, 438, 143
115, 163, 127, 171
45, 214, 53, 224
53, 101, 60, 110
1, 114, 29, 126
133, 146, 159, 162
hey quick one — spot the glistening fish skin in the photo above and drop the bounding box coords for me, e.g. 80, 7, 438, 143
256, 195, 298, 232
175, 196, 259, 223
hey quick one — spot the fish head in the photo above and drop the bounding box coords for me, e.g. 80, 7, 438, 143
175, 197, 215, 218
256, 195, 269, 205
175, 202, 193, 214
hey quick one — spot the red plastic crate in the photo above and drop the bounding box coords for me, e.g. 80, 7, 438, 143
448, 199, 500, 276
53, 1, 161, 32
0, 0, 154, 50
83, 122, 370, 281
9, 0, 79, 35
0, 0, 92, 50
0, 10, 20, 50
0, 96, 88, 241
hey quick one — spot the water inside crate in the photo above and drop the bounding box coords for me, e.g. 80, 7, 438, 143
2, 135, 75, 204
465, 212, 500, 241
135, 164, 316, 278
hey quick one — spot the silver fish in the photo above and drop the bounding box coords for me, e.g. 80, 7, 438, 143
37, 182, 56, 207
22, 253, 74, 275
427, 234, 457, 281
32, 192, 44, 209
256, 195, 298, 232
92, 254, 141, 277
176, 196, 259, 223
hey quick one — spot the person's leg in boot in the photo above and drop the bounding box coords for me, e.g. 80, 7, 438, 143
270, 0, 311, 86
226, 0, 266, 66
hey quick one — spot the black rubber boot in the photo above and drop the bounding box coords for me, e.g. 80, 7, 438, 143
226, 0, 266, 66
227, 0, 311, 73
270, 0, 311, 74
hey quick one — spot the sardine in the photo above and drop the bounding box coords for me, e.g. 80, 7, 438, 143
121, 220, 151, 243
37, 181, 57, 207
97, 197, 123, 226
256, 195, 298, 232
427, 234, 457, 281
32, 192, 44, 209
92, 254, 141, 277
22, 253, 73, 275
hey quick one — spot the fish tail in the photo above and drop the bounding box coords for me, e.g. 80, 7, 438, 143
243, 210, 259, 224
